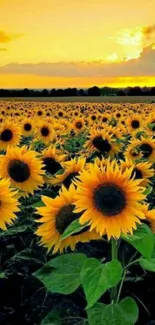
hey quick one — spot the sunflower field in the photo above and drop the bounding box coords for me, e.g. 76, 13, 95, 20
1, 100, 155, 325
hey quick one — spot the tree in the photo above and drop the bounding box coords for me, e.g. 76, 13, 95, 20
127, 87, 142, 96
117, 90, 126, 96
88, 86, 101, 96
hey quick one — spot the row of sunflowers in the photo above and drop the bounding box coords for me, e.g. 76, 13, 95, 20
1, 100, 155, 325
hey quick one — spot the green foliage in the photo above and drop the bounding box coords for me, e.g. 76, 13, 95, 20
32, 200, 45, 208
87, 297, 138, 325
0, 225, 31, 237
122, 224, 154, 259
143, 185, 153, 195
61, 220, 89, 240
63, 132, 87, 153
33, 253, 87, 294
41, 310, 61, 325
139, 258, 155, 272
81, 258, 123, 309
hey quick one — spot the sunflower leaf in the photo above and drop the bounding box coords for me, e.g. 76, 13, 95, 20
61, 220, 89, 240
32, 201, 45, 208
81, 258, 123, 309
122, 224, 154, 259
143, 185, 153, 195
0, 225, 30, 237
41, 309, 61, 325
33, 253, 87, 294
139, 258, 155, 272
87, 297, 138, 325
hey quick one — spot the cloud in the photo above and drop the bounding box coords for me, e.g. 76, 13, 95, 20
0, 44, 154, 78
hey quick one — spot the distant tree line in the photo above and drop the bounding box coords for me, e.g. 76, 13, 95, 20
0, 86, 155, 97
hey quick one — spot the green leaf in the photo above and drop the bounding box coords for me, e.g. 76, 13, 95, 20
41, 310, 61, 325
139, 258, 155, 272
0, 225, 30, 237
143, 186, 153, 195
81, 258, 123, 309
148, 123, 155, 130
122, 224, 154, 259
32, 201, 45, 208
0, 272, 7, 279
87, 297, 138, 325
61, 220, 89, 240
33, 253, 87, 294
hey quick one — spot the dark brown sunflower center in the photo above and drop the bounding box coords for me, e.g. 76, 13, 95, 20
37, 110, 42, 116
1, 129, 13, 142
58, 112, 63, 117
63, 172, 79, 189
76, 122, 83, 129
8, 159, 30, 182
92, 136, 111, 153
131, 120, 140, 129
116, 113, 121, 118
140, 143, 153, 158
24, 123, 32, 131
131, 168, 143, 179
93, 184, 126, 216
43, 157, 61, 175
55, 204, 85, 235
102, 117, 108, 123
91, 115, 96, 121
41, 127, 50, 137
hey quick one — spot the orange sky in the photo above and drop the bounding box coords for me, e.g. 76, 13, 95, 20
0, 0, 155, 88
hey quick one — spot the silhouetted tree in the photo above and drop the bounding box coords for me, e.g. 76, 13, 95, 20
88, 86, 101, 96
117, 90, 126, 96
150, 87, 155, 96
127, 87, 142, 96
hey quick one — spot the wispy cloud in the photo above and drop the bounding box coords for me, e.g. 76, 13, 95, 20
0, 44, 154, 78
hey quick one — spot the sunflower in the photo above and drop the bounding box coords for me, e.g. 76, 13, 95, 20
74, 161, 146, 239
0, 146, 45, 195
72, 118, 85, 133
120, 158, 154, 187
85, 129, 120, 157
21, 118, 34, 137
0, 178, 20, 230
57, 109, 65, 118
36, 109, 44, 117
51, 157, 86, 188
41, 146, 66, 183
141, 205, 155, 233
35, 185, 99, 253
101, 113, 110, 124
125, 141, 142, 161
127, 114, 143, 133
0, 120, 21, 150
136, 137, 155, 162
36, 122, 53, 144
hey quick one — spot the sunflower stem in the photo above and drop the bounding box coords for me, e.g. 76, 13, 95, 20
110, 238, 118, 302
116, 270, 127, 303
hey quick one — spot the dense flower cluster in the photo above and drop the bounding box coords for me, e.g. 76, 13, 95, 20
0, 100, 155, 253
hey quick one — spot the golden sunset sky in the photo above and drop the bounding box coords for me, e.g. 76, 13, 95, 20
0, 0, 155, 88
